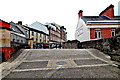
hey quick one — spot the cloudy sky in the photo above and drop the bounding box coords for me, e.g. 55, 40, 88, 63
0, 0, 119, 40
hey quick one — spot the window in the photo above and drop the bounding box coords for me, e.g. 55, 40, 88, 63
25, 31, 27, 35
51, 30, 53, 33
44, 35, 46, 42
36, 38, 38, 42
32, 31, 34, 36
111, 29, 115, 36
51, 36, 52, 40
21, 40, 23, 43
17, 36, 19, 40
36, 32, 38, 38
40, 33, 41, 37
95, 29, 101, 39
17, 39, 19, 42
13, 39, 15, 42
40, 39, 41, 42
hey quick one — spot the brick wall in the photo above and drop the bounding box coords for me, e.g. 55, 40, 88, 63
90, 28, 95, 39
101, 28, 111, 39
90, 28, 112, 39
99, 4, 114, 18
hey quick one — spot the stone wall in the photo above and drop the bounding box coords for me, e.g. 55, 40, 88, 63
62, 40, 81, 49
63, 27, 120, 62
80, 35, 120, 62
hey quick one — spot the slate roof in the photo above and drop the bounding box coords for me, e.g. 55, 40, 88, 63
80, 16, 120, 24
44, 23, 56, 30
29, 21, 49, 35
9, 22, 26, 38
113, 16, 120, 20
87, 22, 120, 24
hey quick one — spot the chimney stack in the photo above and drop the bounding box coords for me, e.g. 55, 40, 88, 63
18, 21, 22, 25
99, 4, 114, 18
78, 10, 83, 18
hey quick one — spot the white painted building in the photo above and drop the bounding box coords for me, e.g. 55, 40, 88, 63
75, 5, 120, 42
75, 18, 90, 42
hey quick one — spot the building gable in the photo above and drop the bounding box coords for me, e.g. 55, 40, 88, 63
99, 4, 114, 18
29, 21, 49, 35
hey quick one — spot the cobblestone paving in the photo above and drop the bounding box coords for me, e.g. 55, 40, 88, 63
2, 49, 120, 79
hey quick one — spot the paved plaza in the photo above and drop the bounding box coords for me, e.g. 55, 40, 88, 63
1, 49, 120, 79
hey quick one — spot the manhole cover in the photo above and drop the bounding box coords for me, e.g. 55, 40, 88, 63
56, 61, 67, 65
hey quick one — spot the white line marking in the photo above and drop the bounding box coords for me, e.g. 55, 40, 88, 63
85, 49, 113, 65
23, 58, 96, 62
12, 64, 109, 72
2, 49, 30, 78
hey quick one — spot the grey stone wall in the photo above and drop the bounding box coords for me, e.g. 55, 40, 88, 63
62, 40, 81, 49
80, 35, 120, 62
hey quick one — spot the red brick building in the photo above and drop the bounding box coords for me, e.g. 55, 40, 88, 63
75, 4, 120, 42
45, 23, 67, 48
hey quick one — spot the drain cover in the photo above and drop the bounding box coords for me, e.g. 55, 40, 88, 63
56, 61, 67, 65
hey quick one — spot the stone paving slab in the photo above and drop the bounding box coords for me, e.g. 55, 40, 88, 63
74, 59, 107, 65
16, 61, 48, 69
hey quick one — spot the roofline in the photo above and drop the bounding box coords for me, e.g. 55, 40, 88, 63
29, 21, 49, 35
87, 20, 120, 22
81, 16, 119, 17
10, 22, 25, 35
34, 21, 46, 27
81, 16, 101, 17
0, 27, 12, 31
99, 4, 114, 16
29, 27, 49, 35
0, 19, 10, 24
25, 25, 49, 35
87, 24, 120, 25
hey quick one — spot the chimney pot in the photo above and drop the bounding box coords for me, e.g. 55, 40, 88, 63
78, 10, 83, 18
18, 21, 22, 25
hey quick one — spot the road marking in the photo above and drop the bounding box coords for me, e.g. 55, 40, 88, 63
85, 49, 114, 65
2, 49, 116, 78
23, 58, 96, 62
2, 49, 30, 78
12, 64, 109, 72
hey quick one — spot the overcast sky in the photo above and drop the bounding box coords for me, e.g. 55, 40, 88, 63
0, 0, 119, 40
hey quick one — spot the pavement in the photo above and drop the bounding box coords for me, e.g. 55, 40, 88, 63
1, 49, 120, 79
